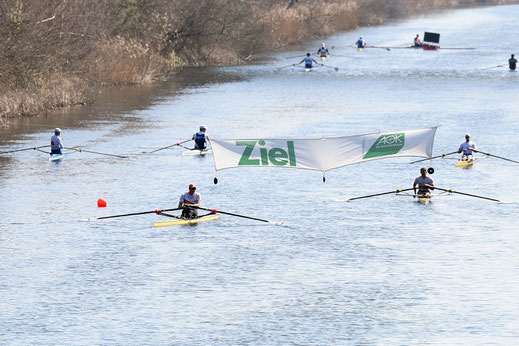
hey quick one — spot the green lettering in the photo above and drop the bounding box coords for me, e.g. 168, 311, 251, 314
287, 141, 296, 166
260, 148, 268, 165
237, 141, 259, 165
269, 148, 288, 166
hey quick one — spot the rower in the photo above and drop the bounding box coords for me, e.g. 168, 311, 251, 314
413, 167, 434, 197
509, 54, 517, 71
317, 43, 329, 58
458, 133, 478, 161
299, 53, 318, 69
178, 183, 201, 219
355, 36, 367, 48
192, 125, 208, 150
414, 34, 422, 47
50, 128, 63, 155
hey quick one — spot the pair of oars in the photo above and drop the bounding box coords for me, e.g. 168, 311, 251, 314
278, 63, 338, 71
0, 144, 128, 158
347, 187, 500, 203
410, 150, 519, 165
84, 206, 286, 226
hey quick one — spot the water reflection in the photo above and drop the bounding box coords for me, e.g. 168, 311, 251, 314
1, 5, 519, 344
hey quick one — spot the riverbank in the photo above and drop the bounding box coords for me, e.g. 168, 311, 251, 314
0, 0, 515, 119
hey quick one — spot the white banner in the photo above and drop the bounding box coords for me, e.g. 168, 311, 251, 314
209, 127, 438, 172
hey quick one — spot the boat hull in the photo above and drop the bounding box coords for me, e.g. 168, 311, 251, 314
456, 158, 477, 168
181, 149, 212, 156
49, 154, 64, 161
154, 213, 220, 227
417, 196, 431, 205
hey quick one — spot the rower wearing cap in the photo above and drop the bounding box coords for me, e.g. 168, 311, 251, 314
50, 128, 63, 155
458, 133, 478, 161
413, 167, 434, 197
317, 43, 329, 58
178, 183, 201, 219
192, 126, 209, 150
355, 36, 367, 49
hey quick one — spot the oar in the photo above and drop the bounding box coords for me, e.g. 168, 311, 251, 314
157, 212, 181, 219
278, 63, 298, 70
83, 207, 183, 221
482, 64, 506, 70
331, 45, 355, 49
439, 47, 476, 50
409, 151, 458, 164
434, 187, 500, 202
0, 145, 50, 154
146, 139, 192, 154
473, 150, 519, 164
194, 206, 285, 226
347, 188, 415, 202
65, 147, 128, 158
319, 63, 339, 71
365, 45, 391, 51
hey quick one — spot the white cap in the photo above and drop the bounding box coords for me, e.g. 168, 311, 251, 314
55, 128, 61, 133
360, 36, 363, 39
200, 125, 206, 130
465, 133, 471, 137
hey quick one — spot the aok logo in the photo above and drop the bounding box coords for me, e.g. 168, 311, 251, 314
363, 133, 405, 159
237, 140, 296, 166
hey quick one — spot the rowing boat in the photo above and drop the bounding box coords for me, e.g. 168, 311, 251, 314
154, 213, 220, 227
181, 148, 212, 156
357, 47, 364, 52
455, 158, 477, 168
320, 56, 327, 60
417, 195, 431, 205
49, 153, 64, 161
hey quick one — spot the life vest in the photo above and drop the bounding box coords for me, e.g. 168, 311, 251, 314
194, 132, 206, 148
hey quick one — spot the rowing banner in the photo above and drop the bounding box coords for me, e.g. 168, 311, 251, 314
209, 127, 438, 173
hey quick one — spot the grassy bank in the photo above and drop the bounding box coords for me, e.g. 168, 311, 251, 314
0, 0, 515, 118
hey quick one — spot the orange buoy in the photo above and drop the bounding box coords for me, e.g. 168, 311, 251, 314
97, 198, 107, 208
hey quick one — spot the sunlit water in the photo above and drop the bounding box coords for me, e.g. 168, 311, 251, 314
1, 5, 519, 344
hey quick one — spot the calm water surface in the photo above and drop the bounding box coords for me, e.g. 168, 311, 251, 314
1, 5, 519, 344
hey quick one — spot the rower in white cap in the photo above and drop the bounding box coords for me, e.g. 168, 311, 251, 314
50, 128, 63, 155
192, 125, 209, 150
458, 133, 478, 161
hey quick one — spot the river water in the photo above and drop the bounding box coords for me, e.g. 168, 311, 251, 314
1, 5, 519, 344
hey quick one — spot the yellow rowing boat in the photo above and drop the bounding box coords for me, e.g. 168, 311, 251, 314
455, 158, 477, 167
417, 195, 431, 205
154, 213, 220, 227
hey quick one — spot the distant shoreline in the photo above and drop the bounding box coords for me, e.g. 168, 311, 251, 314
1, 0, 516, 119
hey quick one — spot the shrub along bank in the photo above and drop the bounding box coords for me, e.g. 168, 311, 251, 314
0, 0, 514, 118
